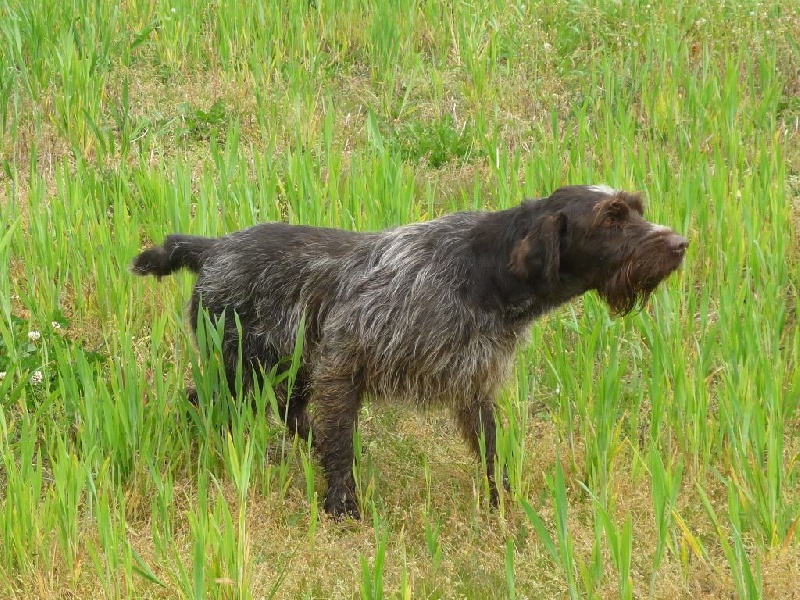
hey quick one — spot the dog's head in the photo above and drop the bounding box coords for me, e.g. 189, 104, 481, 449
510, 185, 688, 314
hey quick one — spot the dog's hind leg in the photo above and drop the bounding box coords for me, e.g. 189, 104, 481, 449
276, 368, 315, 443
312, 369, 364, 520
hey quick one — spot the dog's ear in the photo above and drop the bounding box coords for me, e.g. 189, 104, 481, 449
509, 234, 533, 279
541, 212, 566, 284
618, 191, 644, 215
509, 212, 564, 285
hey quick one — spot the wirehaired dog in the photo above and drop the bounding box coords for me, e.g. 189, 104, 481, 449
132, 184, 688, 519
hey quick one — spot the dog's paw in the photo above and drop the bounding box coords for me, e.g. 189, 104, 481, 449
324, 490, 361, 521
489, 472, 510, 508
489, 485, 501, 508
185, 386, 199, 406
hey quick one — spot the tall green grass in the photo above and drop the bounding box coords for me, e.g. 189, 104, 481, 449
1, 0, 798, 597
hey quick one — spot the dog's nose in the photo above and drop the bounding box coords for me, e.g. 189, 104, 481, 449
667, 234, 689, 254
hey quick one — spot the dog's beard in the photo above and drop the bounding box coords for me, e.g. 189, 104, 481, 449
598, 270, 656, 315
598, 248, 685, 315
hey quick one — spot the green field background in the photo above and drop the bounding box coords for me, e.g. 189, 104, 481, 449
1, 0, 799, 597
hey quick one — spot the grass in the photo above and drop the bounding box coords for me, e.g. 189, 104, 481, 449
1, 0, 799, 597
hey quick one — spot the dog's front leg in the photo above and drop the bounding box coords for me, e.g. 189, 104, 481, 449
313, 373, 364, 520
456, 400, 509, 507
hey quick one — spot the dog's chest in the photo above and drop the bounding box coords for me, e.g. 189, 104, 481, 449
365, 330, 519, 407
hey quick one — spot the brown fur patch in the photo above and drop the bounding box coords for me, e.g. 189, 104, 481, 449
509, 234, 533, 278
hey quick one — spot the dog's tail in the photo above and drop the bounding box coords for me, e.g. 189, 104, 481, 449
131, 234, 217, 278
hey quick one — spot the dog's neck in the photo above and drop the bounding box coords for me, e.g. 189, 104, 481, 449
503, 274, 588, 323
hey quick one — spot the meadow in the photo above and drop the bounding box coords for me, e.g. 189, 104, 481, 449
1, 0, 799, 597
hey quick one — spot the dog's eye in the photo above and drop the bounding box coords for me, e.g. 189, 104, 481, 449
602, 200, 629, 227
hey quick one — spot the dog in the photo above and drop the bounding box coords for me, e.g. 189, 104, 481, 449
132, 184, 688, 519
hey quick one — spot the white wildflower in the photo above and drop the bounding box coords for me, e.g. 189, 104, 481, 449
30, 370, 43, 385
52, 321, 62, 330
0, 371, 6, 380
543, 42, 552, 51
28, 330, 41, 342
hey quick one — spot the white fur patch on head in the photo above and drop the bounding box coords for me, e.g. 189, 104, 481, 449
649, 223, 672, 234
586, 184, 617, 196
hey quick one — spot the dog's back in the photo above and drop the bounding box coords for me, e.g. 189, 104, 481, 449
134, 222, 373, 357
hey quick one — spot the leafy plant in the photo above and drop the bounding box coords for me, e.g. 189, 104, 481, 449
384, 114, 476, 168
